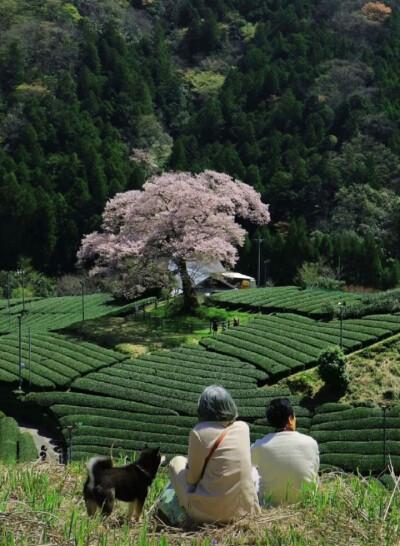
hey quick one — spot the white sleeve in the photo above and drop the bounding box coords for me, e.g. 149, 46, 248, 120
250, 441, 259, 467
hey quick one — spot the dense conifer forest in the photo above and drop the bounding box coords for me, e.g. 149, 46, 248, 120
1, 0, 400, 289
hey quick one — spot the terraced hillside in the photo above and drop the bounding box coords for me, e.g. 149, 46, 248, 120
0, 332, 127, 389
201, 313, 400, 382
27, 346, 282, 460
1, 290, 400, 476
0, 294, 156, 334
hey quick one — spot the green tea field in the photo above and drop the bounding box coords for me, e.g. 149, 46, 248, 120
0, 288, 400, 477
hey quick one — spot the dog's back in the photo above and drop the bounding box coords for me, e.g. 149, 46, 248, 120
86, 456, 113, 488
83, 448, 163, 520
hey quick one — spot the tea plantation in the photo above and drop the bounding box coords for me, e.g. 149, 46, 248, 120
0, 294, 156, 334
1, 289, 400, 477
210, 286, 362, 317
201, 312, 400, 382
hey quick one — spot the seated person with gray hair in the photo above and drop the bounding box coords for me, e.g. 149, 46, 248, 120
251, 398, 319, 506
168, 385, 260, 524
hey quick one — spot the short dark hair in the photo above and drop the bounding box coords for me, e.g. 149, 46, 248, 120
266, 398, 294, 428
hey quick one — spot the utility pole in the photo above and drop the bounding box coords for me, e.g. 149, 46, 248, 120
28, 327, 32, 391
17, 269, 25, 312
338, 301, 346, 350
18, 314, 23, 390
7, 272, 11, 331
264, 259, 270, 286
382, 405, 388, 469
80, 280, 85, 321
253, 238, 263, 287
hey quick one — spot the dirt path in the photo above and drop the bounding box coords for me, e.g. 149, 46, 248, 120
17, 420, 64, 462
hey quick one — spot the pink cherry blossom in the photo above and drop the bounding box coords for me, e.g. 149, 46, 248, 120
77, 170, 270, 310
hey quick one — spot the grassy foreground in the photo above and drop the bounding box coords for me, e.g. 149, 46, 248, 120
1, 460, 400, 545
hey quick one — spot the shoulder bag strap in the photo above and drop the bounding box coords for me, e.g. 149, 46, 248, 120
200, 423, 232, 479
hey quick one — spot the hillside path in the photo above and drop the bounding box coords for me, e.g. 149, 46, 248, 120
17, 419, 64, 462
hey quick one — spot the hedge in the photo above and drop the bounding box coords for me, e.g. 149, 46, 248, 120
319, 441, 400, 456
0, 417, 20, 464
310, 417, 400, 431
71, 377, 197, 415
319, 453, 400, 473
59, 414, 192, 437
51, 405, 195, 426
1, 293, 148, 333
18, 432, 38, 461
210, 287, 360, 317
26, 392, 179, 415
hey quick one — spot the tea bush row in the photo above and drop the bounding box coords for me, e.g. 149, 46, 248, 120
320, 454, 400, 473
0, 294, 157, 334
110, 363, 247, 390
111, 357, 273, 397
51, 402, 196, 422
160, 344, 267, 380
0, 333, 126, 389
221, 328, 320, 360
202, 336, 308, 379
103, 365, 272, 409
27, 386, 294, 461
71, 425, 189, 446
211, 287, 360, 317
59, 414, 193, 437
72, 435, 188, 457
252, 315, 378, 347
71, 377, 197, 415
319, 441, 400, 456
27, 392, 179, 416
311, 407, 382, 424
311, 417, 400, 431
6, 333, 126, 365
0, 415, 37, 463
201, 313, 400, 382
211, 286, 299, 304
131, 350, 263, 385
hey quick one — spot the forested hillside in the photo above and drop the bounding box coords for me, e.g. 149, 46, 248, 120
1, 0, 400, 289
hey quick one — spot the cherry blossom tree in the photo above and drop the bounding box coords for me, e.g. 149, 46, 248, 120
77, 170, 270, 311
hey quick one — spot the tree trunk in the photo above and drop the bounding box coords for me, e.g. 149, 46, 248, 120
176, 259, 199, 313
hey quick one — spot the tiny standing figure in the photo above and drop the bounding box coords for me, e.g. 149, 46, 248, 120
39, 445, 47, 461
222, 322, 227, 331
233, 317, 240, 327
212, 320, 218, 334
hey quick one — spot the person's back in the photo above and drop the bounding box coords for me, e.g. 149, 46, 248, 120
251, 398, 319, 505
251, 430, 318, 505
187, 420, 259, 522
168, 386, 260, 524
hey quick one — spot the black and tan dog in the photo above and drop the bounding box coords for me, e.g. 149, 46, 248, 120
83, 446, 165, 521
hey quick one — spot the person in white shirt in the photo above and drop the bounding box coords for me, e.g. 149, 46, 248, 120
251, 398, 319, 506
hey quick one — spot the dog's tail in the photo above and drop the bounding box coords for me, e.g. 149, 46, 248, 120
86, 456, 113, 490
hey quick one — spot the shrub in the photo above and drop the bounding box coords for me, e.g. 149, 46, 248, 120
296, 260, 345, 291
162, 337, 188, 349
0, 417, 20, 463
317, 346, 349, 391
362, 2, 391, 22
18, 433, 38, 461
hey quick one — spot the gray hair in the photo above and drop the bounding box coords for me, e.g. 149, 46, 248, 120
197, 385, 238, 422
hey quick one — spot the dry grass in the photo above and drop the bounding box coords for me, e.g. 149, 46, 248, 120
2, 462, 400, 545
342, 339, 400, 405
274, 336, 400, 407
